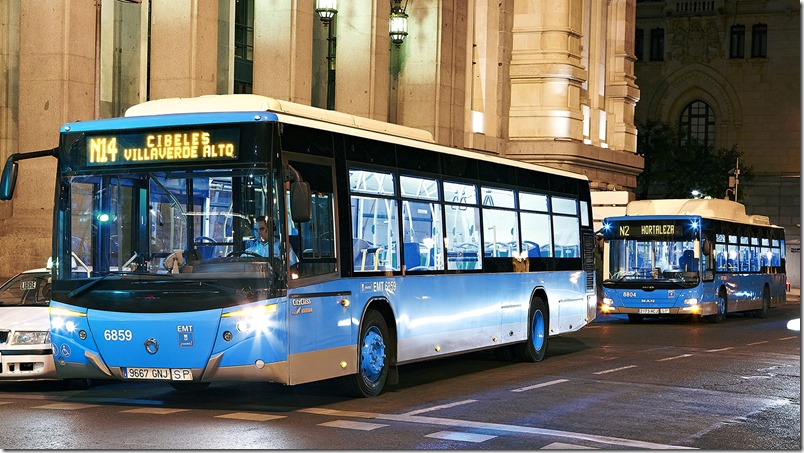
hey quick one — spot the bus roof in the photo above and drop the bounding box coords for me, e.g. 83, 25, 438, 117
624, 198, 776, 227
124, 94, 588, 182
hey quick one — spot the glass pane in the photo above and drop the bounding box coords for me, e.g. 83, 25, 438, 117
444, 181, 477, 205
351, 196, 399, 272
519, 192, 548, 212
401, 200, 443, 271
483, 209, 518, 257
350, 169, 395, 196
445, 205, 481, 270
552, 196, 577, 215
480, 187, 515, 208
553, 216, 580, 257
520, 212, 552, 258
400, 175, 439, 201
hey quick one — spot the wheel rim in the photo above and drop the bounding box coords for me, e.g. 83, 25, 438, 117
718, 296, 726, 316
360, 326, 386, 383
531, 309, 545, 351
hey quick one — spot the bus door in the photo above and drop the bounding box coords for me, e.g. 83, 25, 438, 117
282, 156, 349, 384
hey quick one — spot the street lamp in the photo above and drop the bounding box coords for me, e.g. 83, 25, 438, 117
315, 0, 337, 26
389, 1, 409, 47
314, 0, 337, 110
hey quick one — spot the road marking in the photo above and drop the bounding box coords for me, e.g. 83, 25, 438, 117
215, 412, 287, 422
318, 420, 387, 431
511, 379, 569, 393
656, 354, 693, 362
542, 442, 596, 449
404, 399, 477, 415
593, 365, 637, 375
778, 336, 798, 341
0, 402, 13, 406
425, 430, 496, 443
297, 408, 693, 449
121, 407, 189, 415
34, 403, 98, 410
705, 347, 734, 353
747, 341, 769, 346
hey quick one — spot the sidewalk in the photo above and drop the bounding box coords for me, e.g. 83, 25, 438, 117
786, 287, 800, 304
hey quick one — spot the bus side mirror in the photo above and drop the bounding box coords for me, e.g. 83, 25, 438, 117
290, 181, 312, 223
0, 158, 18, 201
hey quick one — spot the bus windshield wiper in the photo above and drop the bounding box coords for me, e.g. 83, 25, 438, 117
66, 271, 138, 298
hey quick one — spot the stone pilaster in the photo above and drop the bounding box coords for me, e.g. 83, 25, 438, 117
396, 0, 467, 148
252, 0, 313, 105
0, 0, 96, 276
149, 0, 218, 99
508, 0, 586, 142
335, 0, 390, 120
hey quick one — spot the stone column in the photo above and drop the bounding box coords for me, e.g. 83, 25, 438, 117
252, 0, 313, 105
396, 0, 467, 148
508, 0, 586, 142
149, 0, 218, 99
0, 0, 96, 276
335, 0, 390, 120
605, 0, 639, 152
0, 0, 20, 222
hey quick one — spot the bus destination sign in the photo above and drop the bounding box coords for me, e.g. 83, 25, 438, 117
86, 128, 240, 166
609, 219, 689, 239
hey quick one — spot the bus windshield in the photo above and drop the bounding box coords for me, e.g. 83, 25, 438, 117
56, 166, 289, 307
605, 238, 700, 287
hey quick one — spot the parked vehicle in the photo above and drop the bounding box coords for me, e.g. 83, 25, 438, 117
0, 269, 57, 382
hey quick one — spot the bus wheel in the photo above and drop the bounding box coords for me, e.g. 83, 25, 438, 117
516, 297, 548, 362
627, 314, 644, 323
345, 310, 389, 397
754, 288, 770, 318
168, 382, 210, 392
709, 292, 727, 323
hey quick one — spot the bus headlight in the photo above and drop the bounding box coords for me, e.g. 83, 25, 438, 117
602, 297, 614, 305
222, 304, 278, 334
684, 298, 699, 305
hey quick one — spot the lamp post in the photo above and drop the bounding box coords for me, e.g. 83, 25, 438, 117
315, 0, 337, 110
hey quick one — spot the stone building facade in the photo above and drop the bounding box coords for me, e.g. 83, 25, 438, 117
634, 0, 801, 286
0, 0, 641, 277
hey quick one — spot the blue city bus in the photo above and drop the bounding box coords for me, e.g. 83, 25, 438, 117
600, 199, 786, 323
0, 95, 597, 396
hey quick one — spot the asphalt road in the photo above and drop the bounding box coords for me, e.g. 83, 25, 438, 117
0, 297, 799, 449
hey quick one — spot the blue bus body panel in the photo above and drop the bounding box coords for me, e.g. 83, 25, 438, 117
85, 309, 221, 368
50, 270, 592, 383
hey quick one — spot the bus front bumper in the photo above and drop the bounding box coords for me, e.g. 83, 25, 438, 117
600, 302, 716, 316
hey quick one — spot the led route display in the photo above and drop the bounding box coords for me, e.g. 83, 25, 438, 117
86, 128, 240, 166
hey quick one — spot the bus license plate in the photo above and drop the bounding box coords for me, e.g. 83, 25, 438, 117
123, 367, 193, 381
638, 308, 659, 314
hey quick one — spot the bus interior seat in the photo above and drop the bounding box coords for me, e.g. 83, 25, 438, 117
353, 238, 380, 270
403, 242, 421, 270
678, 250, 698, 271
525, 241, 541, 258
194, 236, 217, 259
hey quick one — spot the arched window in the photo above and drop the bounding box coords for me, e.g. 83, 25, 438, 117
680, 100, 715, 148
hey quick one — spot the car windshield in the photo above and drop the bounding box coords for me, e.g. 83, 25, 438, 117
0, 273, 51, 307
605, 238, 700, 285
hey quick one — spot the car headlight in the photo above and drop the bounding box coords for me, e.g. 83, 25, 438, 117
11, 331, 50, 345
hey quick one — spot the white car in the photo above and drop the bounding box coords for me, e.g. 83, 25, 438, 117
0, 269, 57, 381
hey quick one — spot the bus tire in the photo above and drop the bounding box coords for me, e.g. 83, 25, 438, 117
516, 297, 548, 362
708, 291, 727, 323
754, 287, 770, 318
344, 310, 389, 397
